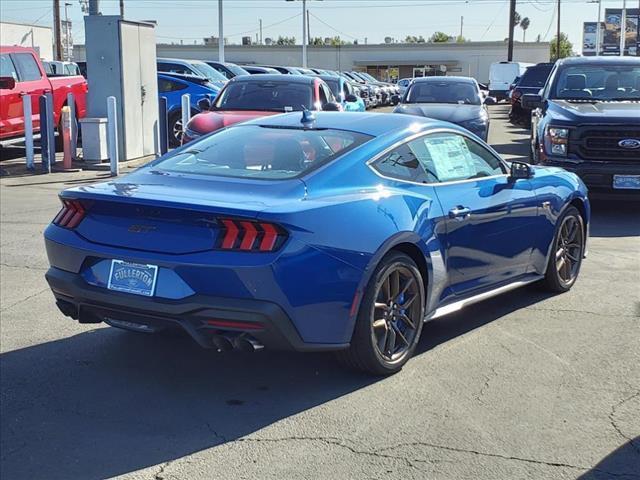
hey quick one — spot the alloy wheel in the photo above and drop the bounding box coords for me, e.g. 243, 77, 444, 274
371, 265, 422, 362
555, 215, 583, 285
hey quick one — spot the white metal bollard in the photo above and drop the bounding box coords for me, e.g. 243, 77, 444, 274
67, 92, 77, 161
181, 93, 191, 144
61, 106, 73, 169
22, 95, 34, 170
107, 96, 119, 176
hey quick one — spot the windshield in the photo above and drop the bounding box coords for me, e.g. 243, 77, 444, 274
153, 125, 372, 180
519, 65, 553, 88
553, 64, 640, 100
214, 81, 314, 111
227, 64, 249, 76
191, 62, 228, 83
405, 81, 481, 105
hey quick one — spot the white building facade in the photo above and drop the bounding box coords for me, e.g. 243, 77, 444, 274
74, 41, 550, 83
1, 21, 53, 61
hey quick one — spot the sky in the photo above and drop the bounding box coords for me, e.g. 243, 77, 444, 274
0, 0, 634, 52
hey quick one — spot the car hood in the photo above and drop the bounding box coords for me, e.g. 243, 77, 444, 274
394, 103, 485, 123
188, 110, 280, 135
549, 100, 640, 123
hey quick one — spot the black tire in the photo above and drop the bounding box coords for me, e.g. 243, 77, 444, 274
336, 251, 425, 375
168, 110, 183, 147
540, 206, 585, 293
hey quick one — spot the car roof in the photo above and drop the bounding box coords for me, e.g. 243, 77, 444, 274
242, 111, 445, 137
157, 57, 205, 65
557, 56, 640, 66
229, 74, 316, 84
412, 76, 476, 84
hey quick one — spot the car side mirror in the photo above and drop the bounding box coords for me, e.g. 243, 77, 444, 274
0, 76, 16, 90
322, 102, 341, 111
344, 94, 358, 103
521, 94, 543, 110
483, 96, 497, 105
509, 161, 533, 180
197, 97, 211, 111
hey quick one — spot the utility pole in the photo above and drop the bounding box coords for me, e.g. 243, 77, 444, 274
460, 16, 464, 39
218, 0, 224, 62
507, 0, 516, 61
619, 0, 626, 56
119, 0, 124, 17
307, 8, 311, 45
259, 18, 263, 45
53, 0, 62, 60
556, 0, 561, 60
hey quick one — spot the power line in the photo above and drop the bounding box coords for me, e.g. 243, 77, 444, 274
309, 11, 357, 40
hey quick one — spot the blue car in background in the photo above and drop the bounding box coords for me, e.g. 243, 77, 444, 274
158, 73, 221, 146
44, 112, 589, 375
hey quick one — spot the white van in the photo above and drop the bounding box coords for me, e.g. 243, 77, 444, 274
489, 61, 533, 101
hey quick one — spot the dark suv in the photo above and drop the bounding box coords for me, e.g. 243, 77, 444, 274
523, 57, 640, 195
509, 62, 554, 125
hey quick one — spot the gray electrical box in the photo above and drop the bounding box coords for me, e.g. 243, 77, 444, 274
85, 16, 158, 161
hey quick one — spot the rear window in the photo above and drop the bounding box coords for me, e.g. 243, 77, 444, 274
153, 125, 372, 180
519, 65, 553, 87
214, 81, 314, 112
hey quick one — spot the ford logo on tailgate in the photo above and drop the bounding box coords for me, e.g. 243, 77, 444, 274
618, 139, 640, 149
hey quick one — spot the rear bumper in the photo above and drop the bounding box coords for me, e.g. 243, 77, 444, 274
46, 266, 349, 352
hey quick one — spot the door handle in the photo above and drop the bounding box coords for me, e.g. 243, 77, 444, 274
448, 206, 471, 220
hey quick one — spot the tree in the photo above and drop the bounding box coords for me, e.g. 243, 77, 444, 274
404, 35, 426, 43
513, 11, 521, 27
329, 36, 346, 46
456, 35, 468, 43
550, 33, 573, 60
276, 36, 296, 45
310, 36, 324, 46
520, 17, 530, 42
429, 31, 450, 43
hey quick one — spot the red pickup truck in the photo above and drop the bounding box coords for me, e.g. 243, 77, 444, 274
0, 46, 87, 147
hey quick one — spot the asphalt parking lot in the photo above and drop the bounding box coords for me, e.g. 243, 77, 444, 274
1, 105, 639, 480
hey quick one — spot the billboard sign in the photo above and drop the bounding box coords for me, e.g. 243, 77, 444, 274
603, 8, 639, 56
582, 22, 603, 56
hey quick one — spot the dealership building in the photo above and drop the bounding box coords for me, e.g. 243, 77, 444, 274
73, 41, 550, 83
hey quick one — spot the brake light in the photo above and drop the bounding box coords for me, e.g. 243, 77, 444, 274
53, 199, 87, 229
217, 218, 287, 252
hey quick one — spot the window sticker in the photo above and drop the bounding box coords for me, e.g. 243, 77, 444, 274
424, 136, 476, 182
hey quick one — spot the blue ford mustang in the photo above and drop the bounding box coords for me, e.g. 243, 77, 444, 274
44, 112, 589, 375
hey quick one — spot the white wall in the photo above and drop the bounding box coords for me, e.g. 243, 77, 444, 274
1, 22, 53, 61
74, 41, 551, 83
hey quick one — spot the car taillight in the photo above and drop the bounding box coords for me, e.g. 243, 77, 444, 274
53, 199, 86, 229
217, 218, 287, 252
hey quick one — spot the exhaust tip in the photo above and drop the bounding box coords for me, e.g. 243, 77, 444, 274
211, 334, 234, 352
233, 336, 264, 352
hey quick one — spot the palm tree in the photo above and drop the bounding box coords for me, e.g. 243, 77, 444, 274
521, 17, 530, 42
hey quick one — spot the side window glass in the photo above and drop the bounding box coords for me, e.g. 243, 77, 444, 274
213, 66, 229, 79
417, 133, 503, 183
158, 79, 172, 93
1, 54, 18, 80
372, 144, 428, 183
324, 84, 336, 103
318, 84, 328, 104
12, 53, 42, 81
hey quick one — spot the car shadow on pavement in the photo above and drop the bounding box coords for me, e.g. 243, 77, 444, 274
576, 438, 640, 479
1, 283, 557, 480
589, 199, 640, 238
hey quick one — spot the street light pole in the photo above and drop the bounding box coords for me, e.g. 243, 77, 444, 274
595, 0, 602, 55
218, 0, 225, 62
302, 0, 307, 67
620, 0, 626, 56
64, 2, 71, 61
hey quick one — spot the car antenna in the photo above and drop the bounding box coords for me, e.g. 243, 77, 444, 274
300, 107, 316, 129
